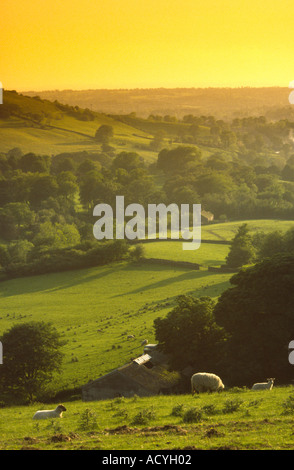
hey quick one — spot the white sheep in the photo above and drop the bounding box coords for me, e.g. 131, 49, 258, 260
191, 372, 225, 394
127, 335, 135, 340
251, 378, 275, 391
141, 339, 148, 346
32, 404, 67, 420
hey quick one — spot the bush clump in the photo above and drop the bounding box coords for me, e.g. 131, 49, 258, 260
222, 398, 243, 414
78, 408, 98, 431
182, 407, 203, 423
131, 407, 156, 425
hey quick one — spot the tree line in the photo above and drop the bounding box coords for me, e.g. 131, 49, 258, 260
1, 111, 294, 277
154, 253, 294, 388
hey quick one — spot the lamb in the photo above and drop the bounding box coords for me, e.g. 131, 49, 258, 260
32, 404, 67, 420
251, 378, 275, 391
191, 372, 225, 394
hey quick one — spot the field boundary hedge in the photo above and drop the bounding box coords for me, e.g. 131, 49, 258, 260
140, 257, 200, 269
130, 238, 231, 245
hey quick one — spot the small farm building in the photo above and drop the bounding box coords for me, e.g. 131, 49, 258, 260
82, 354, 176, 401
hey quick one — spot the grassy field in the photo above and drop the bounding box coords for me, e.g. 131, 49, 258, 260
0, 219, 293, 450
1, 92, 294, 451
0, 114, 157, 160
201, 219, 294, 241
0, 260, 232, 393
1, 386, 294, 450
0, 218, 293, 394
0, 92, 159, 159
133, 219, 294, 265
142, 241, 230, 266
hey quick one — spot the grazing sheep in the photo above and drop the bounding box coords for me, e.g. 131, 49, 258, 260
191, 372, 225, 395
32, 404, 67, 420
141, 339, 148, 346
127, 335, 135, 340
251, 378, 275, 391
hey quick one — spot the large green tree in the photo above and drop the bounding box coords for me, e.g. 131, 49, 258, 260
226, 223, 255, 268
94, 124, 113, 144
154, 295, 226, 372
214, 255, 294, 386
112, 151, 144, 172
157, 145, 202, 174
0, 321, 65, 402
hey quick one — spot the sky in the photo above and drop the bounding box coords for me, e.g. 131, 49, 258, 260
1, 0, 294, 91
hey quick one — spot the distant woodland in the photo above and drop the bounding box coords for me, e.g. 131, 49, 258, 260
24, 87, 293, 119
1, 89, 294, 279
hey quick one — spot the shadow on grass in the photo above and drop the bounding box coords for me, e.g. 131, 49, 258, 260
111, 264, 231, 297
0, 265, 120, 297
0, 262, 232, 299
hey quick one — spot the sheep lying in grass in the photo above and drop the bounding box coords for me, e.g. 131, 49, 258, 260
251, 378, 275, 391
191, 372, 225, 394
33, 404, 67, 420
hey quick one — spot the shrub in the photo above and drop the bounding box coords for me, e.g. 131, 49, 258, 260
130, 244, 145, 262
112, 409, 128, 419
222, 398, 243, 414
201, 404, 218, 415
281, 393, 294, 415
229, 386, 248, 393
170, 404, 184, 417
131, 407, 156, 425
78, 408, 98, 431
182, 407, 203, 423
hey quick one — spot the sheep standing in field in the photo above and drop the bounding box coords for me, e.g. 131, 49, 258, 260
32, 404, 67, 420
191, 372, 225, 395
251, 378, 275, 391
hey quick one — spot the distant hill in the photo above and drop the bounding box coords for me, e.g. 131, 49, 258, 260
23, 87, 294, 119
2, 88, 294, 163
0, 90, 156, 158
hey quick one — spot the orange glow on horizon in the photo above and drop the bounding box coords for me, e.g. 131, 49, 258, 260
1, 0, 294, 91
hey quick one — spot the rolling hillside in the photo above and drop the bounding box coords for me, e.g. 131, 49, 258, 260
0, 91, 157, 159
0, 218, 293, 396
0, 90, 293, 403
0, 259, 232, 394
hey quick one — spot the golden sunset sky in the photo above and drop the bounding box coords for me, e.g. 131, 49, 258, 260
1, 0, 294, 91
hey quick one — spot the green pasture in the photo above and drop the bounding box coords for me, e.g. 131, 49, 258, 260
0, 101, 157, 159
1, 386, 294, 450
142, 240, 230, 266
202, 219, 294, 241
0, 261, 232, 393
0, 218, 293, 393
134, 219, 294, 265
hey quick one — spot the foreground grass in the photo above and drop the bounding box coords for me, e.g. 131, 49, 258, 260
1, 386, 294, 450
